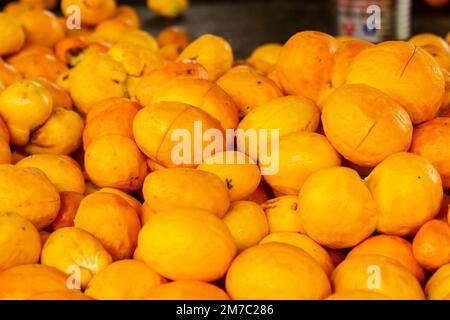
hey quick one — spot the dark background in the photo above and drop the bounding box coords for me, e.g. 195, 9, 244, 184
1, 0, 450, 58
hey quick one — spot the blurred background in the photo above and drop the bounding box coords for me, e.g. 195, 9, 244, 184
1, 0, 449, 58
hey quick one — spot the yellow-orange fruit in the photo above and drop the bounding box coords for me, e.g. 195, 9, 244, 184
260, 232, 334, 276
262, 195, 303, 233
0, 212, 41, 270
94, 18, 137, 44
85, 260, 165, 300
277, 31, 337, 103
116, 30, 158, 52
20, 0, 58, 9
0, 165, 60, 230
157, 26, 190, 50
145, 281, 229, 300
97, 187, 142, 215
51, 191, 84, 230
198, 151, 261, 201
147, 0, 188, 18
0, 138, 11, 164
410, 117, 450, 189
16, 154, 85, 193
322, 84, 413, 167
246, 183, 270, 204
348, 235, 425, 283
413, 219, 450, 270
133, 102, 225, 168
345, 41, 445, 124
85, 135, 147, 192
33, 77, 73, 110
0, 58, 22, 86
114, 5, 140, 28
41, 227, 112, 289
365, 152, 443, 236
61, 0, 117, 26
74, 192, 141, 260
216, 66, 283, 116
0, 13, 25, 56
331, 255, 425, 300
151, 78, 238, 129
140, 201, 156, 226
177, 34, 233, 81
83, 98, 141, 149
262, 132, 341, 195
226, 242, 331, 300
425, 263, 450, 299
138, 208, 236, 281
142, 168, 230, 218
247, 43, 282, 75
223, 201, 269, 251
325, 290, 389, 300
28, 291, 93, 300
18, 9, 64, 48
299, 167, 378, 248
0, 264, 68, 299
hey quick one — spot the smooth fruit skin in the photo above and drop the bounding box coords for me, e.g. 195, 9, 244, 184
198, 151, 261, 201
138, 208, 236, 282
147, 0, 188, 18
326, 290, 389, 300
0, 165, 60, 230
345, 41, 445, 125
262, 132, 342, 195
85, 260, 165, 300
0, 79, 52, 146
0, 13, 25, 56
41, 227, 112, 289
365, 152, 443, 236
61, 0, 117, 27
260, 232, 334, 276
0, 212, 41, 270
85, 135, 148, 192
145, 281, 229, 300
410, 117, 450, 189
412, 219, 450, 270
425, 263, 450, 299
177, 34, 233, 81
348, 235, 425, 284
322, 84, 413, 167
51, 191, 84, 230
299, 167, 378, 249
28, 290, 93, 300
277, 31, 337, 103
142, 168, 230, 218
225, 242, 331, 300
0, 264, 68, 299
18, 9, 64, 48
74, 192, 141, 260
216, 66, 283, 117
16, 154, 85, 194
331, 255, 425, 300
223, 201, 269, 251
247, 43, 282, 75
262, 195, 303, 233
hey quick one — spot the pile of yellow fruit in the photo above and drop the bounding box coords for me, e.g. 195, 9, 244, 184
0, 0, 450, 300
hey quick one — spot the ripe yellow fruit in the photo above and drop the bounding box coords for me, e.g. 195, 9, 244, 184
262, 132, 341, 195
299, 167, 377, 248
74, 192, 141, 260
247, 43, 282, 75
322, 84, 413, 167
85, 260, 165, 300
325, 290, 389, 300
142, 168, 230, 218
145, 281, 229, 300
18, 9, 64, 48
0, 264, 68, 299
0, 165, 60, 230
147, 0, 188, 18
41, 227, 112, 289
28, 290, 94, 300
226, 242, 331, 300
223, 201, 269, 251
0, 13, 25, 56
260, 232, 334, 275
365, 152, 443, 236
138, 208, 236, 281
51, 191, 84, 230
0, 137, 11, 164
85, 135, 148, 192
61, 0, 117, 26
0, 212, 41, 270
16, 154, 85, 194
331, 255, 425, 300
117, 30, 159, 52
197, 151, 261, 201
69, 53, 127, 115
177, 34, 233, 81
345, 41, 445, 124
425, 263, 450, 299
216, 66, 283, 116
262, 195, 303, 233
0, 79, 52, 146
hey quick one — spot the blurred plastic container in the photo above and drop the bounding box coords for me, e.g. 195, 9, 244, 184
335, 0, 411, 42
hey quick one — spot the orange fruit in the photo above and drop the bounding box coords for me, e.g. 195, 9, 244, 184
18, 9, 64, 48
28, 290, 93, 300
0, 13, 25, 56
262, 195, 303, 233
51, 191, 84, 230
425, 263, 450, 299
145, 281, 229, 300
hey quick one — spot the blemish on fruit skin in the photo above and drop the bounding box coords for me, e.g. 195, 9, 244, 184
291, 202, 298, 211
226, 178, 233, 189
21, 227, 26, 231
